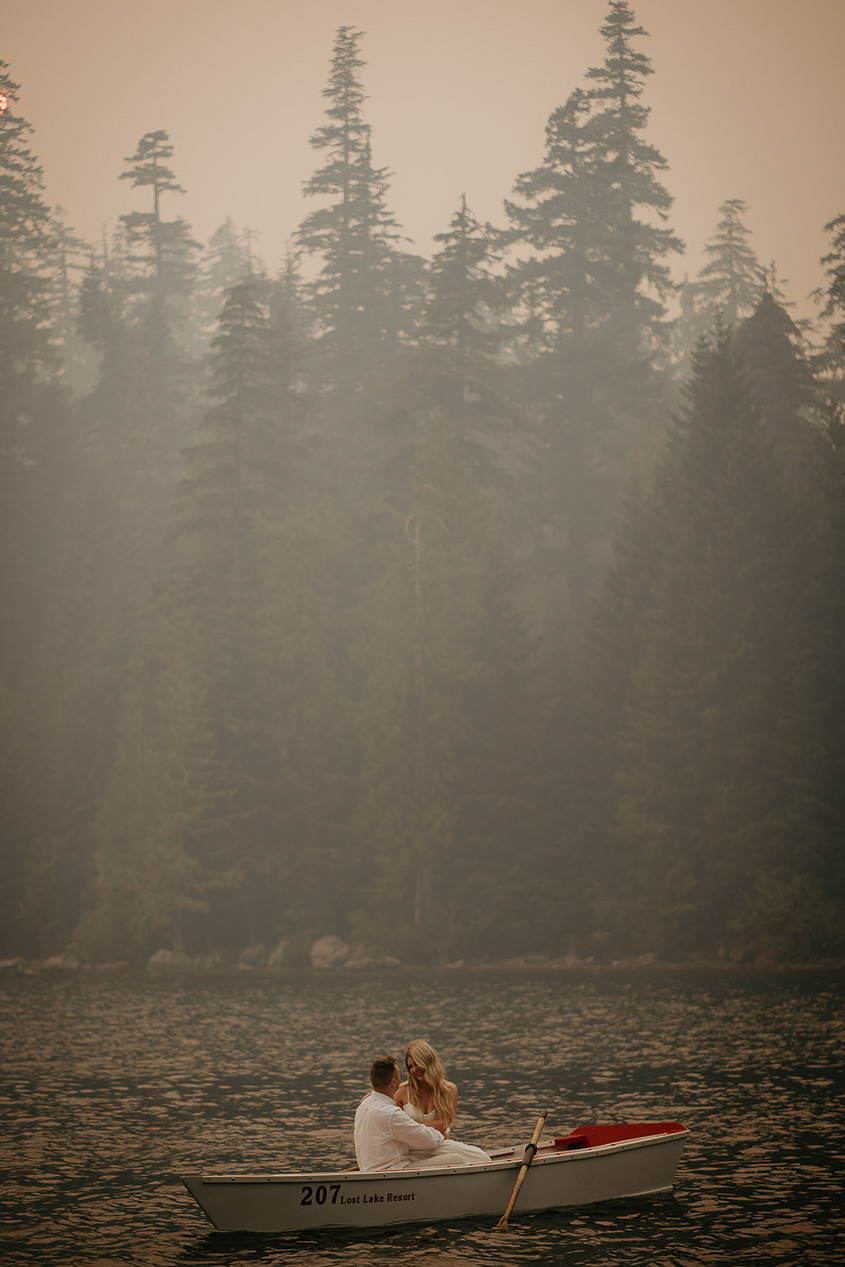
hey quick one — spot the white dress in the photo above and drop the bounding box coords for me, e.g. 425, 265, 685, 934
403, 1102, 492, 1167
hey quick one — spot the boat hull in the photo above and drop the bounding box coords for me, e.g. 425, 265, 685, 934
181, 1122, 688, 1233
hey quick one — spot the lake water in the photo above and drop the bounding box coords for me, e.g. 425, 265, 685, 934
1, 968, 843, 1266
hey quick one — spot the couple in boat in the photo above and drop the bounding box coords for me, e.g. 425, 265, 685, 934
354, 1040, 492, 1171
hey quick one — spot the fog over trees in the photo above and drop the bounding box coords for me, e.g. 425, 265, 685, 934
2, 2, 844, 969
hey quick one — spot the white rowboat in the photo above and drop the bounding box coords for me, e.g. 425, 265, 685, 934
181, 1121, 689, 1233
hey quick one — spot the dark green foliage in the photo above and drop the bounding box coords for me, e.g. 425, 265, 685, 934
584, 0, 682, 342
669, 200, 764, 379
296, 27, 425, 403
119, 130, 198, 309
0, 66, 92, 955
351, 198, 538, 961
505, 2, 682, 641
697, 200, 763, 326
193, 217, 256, 346
0, 63, 57, 454
43, 207, 92, 389
586, 323, 841, 960
734, 291, 818, 473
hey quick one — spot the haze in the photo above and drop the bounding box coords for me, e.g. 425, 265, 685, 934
3, 0, 844, 974
5, 0, 845, 316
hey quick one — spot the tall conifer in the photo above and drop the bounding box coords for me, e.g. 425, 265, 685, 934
505, 2, 682, 641
0, 65, 87, 953
353, 199, 531, 958
815, 212, 845, 399
296, 28, 423, 406
697, 199, 763, 326
609, 328, 820, 957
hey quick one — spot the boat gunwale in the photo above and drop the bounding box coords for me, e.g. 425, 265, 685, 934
190, 1125, 689, 1186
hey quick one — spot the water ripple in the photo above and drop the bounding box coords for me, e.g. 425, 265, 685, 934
1, 969, 843, 1265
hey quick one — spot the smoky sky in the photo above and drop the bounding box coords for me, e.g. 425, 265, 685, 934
5, 0, 845, 316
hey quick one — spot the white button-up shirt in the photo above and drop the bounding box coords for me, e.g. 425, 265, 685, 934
354, 1090, 443, 1171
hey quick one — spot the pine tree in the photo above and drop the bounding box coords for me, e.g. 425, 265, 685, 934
296, 27, 424, 405
507, 0, 683, 361
697, 199, 763, 326
425, 195, 509, 386
0, 65, 90, 953
352, 199, 530, 959
607, 327, 823, 957
193, 217, 257, 347
667, 201, 763, 380
815, 211, 845, 401
504, 2, 682, 640
505, 87, 606, 353
74, 280, 324, 960
119, 130, 198, 314
734, 291, 818, 473
162, 282, 308, 950
44, 207, 92, 389
73, 630, 219, 964
0, 63, 57, 461
584, 0, 682, 348
118, 129, 200, 464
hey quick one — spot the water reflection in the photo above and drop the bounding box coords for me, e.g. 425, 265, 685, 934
1, 969, 843, 1265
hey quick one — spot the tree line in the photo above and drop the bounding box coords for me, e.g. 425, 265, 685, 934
1, 2, 844, 967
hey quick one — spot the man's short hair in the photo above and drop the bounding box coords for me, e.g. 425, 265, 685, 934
369, 1056, 398, 1089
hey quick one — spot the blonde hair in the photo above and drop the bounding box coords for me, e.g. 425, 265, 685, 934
405, 1040, 455, 1129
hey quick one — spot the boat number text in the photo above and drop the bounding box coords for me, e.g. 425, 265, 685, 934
300, 1184, 416, 1206
300, 1184, 341, 1205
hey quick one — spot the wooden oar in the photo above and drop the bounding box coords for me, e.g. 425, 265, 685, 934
496, 1110, 548, 1228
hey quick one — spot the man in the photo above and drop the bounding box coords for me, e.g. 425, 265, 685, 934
354, 1055, 445, 1171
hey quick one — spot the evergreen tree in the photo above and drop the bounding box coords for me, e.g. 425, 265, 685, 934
0, 64, 57, 464
504, 1, 682, 641
119, 130, 198, 314
44, 207, 92, 389
74, 280, 317, 961
447, 559, 551, 959
296, 27, 424, 406
579, 469, 664, 934
164, 283, 298, 948
352, 199, 534, 959
583, 0, 682, 349
603, 327, 823, 957
815, 211, 845, 400
425, 195, 509, 383
66, 156, 206, 961
192, 217, 257, 348
734, 291, 818, 473
668, 201, 763, 380
793, 212, 845, 961
697, 199, 763, 326
73, 629, 218, 963
0, 65, 90, 953
267, 247, 313, 357
118, 129, 200, 463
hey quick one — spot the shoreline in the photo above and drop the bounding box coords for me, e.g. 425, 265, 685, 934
2, 953, 844, 977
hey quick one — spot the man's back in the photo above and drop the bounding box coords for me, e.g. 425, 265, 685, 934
354, 1090, 442, 1171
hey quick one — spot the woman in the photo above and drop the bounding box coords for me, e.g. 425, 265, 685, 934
394, 1040, 491, 1167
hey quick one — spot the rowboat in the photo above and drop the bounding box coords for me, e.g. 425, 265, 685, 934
181, 1121, 688, 1232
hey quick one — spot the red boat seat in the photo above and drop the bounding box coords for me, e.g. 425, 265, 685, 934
554, 1122, 685, 1150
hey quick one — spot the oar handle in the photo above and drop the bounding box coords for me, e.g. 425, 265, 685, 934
519, 1117, 546, 1166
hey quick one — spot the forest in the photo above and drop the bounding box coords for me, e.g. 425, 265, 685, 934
1, 2, 844, 969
